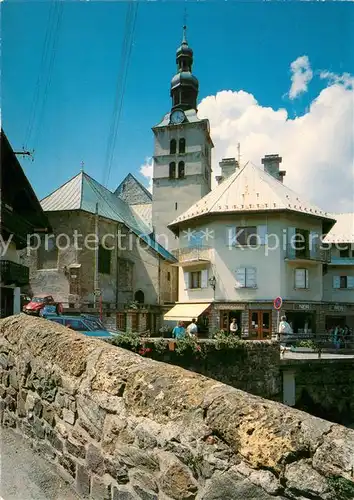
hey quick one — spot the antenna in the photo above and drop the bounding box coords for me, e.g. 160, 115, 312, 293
183, 6, 188, 41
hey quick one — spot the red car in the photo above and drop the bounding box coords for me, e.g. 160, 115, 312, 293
23, 294, 62, 316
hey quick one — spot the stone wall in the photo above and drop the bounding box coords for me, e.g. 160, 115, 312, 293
1, 314, 354, 500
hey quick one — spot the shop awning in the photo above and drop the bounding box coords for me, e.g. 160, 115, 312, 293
164, 303, 211, 322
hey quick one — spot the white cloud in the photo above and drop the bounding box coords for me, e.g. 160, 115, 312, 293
289, 55, 313, 99
140, 157, 153, 193
140, 58, 354, 213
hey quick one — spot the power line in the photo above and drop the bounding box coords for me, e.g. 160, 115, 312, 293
103, 2, 138, 187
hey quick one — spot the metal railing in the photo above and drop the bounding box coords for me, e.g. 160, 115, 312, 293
172, 245, 212, 263
0, 260, 29, 286
279, 332, 354, 358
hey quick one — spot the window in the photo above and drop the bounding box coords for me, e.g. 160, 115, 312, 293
65, 319, 86, 331
294, 228, 310, 257
184, 269, 208, 289
169, 162, 176, 179
170, 139, 176, 154
190, 271, 201, 289
235, 267, 257, 288
134, 290, 144, 304
117, 312, 126, 331
37, 236, 58, 270
178, 161, 185, 179
233, 226, 258, 246
175, 202, 178, 210
333, 275, 354, 289
295, 269, 309, 289
179, 138, 185, 154
338, 245, 350, 258
167, 271, 171, 281
98, 245, 111, 274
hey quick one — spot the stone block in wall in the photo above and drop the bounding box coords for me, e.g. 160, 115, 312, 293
66, 437, 86, 459
90, 475, 111, 500
76, 464, 91, 498
129, 469, 158, 500
58, 453, 76, 478
86, 443, 105, 475
112, 485, 138, 500
76, 394, 106, 441
158, 452, 199, 500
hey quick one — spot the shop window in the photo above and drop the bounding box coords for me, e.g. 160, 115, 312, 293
179, 138, 185, 154
169, 162, 176, 179
37, 236, 58, 270
170, 139, 176, 154
178, 161, 185, 178
235, 267, 257, 288
295, 268, 309, 289
98, 245, 111, 275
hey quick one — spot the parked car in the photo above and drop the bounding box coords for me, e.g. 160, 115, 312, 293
46, 314, 113, 338
23, 294, 62, 316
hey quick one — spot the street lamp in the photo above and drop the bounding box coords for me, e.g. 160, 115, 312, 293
209, 276, 216, 290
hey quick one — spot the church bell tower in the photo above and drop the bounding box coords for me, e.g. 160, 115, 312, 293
151, 26, 213, 251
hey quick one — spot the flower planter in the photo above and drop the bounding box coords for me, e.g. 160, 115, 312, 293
168, 341, 175, 352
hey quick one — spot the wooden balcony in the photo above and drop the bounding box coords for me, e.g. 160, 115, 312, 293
0, 260, 29, 286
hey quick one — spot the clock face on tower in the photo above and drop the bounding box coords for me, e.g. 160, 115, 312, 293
170, 109, 185, 125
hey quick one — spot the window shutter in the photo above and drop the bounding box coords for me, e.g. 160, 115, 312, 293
201, 269, 208, 288
246, 267, 257, 288
295, 269, 305, 288
227, 227, 237, 248
333, 276, 341, 289
310, 232, 319, 259
235, 268, 246, 288
347, 276, 354, 289
184, 272, 190, 290
257, 225, 267, 245
305, 269, 309, 288
287, 227, 296, 258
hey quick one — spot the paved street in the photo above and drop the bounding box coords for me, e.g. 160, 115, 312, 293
0, 427, 79, 500
282, 351, 354, 360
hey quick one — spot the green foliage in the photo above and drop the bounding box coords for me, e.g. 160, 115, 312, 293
214, 329, 242, 350
111, 331, 141, 351
175, 335, 203, 356
327, 476, 354, 500
154, 338, 168, 355
295, 340, 317, 349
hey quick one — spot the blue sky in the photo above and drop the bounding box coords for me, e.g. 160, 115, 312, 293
2, 1, 354, 203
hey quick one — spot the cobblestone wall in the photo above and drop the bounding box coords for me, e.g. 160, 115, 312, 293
1, 314, 354, 500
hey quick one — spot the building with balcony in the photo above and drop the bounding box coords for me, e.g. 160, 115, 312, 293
323, 213, 354, 330
0, 130, 50, 318
165, 155, 337, 338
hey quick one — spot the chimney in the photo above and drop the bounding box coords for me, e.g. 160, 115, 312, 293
261, 154, 286, 183
216, 157, 239, 185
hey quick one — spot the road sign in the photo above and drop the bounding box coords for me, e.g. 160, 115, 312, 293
273, 296, 282, 310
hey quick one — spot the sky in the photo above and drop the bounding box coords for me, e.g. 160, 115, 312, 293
2, 1, 354, 213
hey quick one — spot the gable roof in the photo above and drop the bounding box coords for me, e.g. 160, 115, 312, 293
41, 172, 175, 262
114, 173, 152, 205
323, 213, 354, 244
169, 161, 335, 228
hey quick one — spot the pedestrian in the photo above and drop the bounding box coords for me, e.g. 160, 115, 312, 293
186, 318, 198, 337
172, 321, 186, 340
229, 318, 239, 336
278, 315, 293, 353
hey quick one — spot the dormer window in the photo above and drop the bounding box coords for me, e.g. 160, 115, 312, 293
178, 161, 185, 179
179, 138, 185, 154
170, 139, 176, 154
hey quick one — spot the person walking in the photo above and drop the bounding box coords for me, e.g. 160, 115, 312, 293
278, 315, 292, 354
186, 318, 198, 337
172, 321, 186, 340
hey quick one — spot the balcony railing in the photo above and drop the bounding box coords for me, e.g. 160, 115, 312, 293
285, 244, 331, 263
0, 260, 29, 286
172, 246, 212, 266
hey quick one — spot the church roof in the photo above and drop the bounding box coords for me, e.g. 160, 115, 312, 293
323, 213, 354, 244
41, 172, 175, 262
169, 161, 335, 228
114, 173, 152, 205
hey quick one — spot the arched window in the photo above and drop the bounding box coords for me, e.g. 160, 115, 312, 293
169, 162, 176, 179
134, 290, 144, 304
178, 161, 185, 179
179, 138, 185, 154
170, 139, 176, 154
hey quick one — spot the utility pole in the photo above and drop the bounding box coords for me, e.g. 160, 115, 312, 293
14, 149, 34, 161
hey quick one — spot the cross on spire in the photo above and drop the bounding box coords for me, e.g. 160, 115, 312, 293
80, 161, 84, 172
183, 6, 188, 42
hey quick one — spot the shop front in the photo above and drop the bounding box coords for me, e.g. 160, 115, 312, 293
325, 304, 354, 331
284, 303, 317, 334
